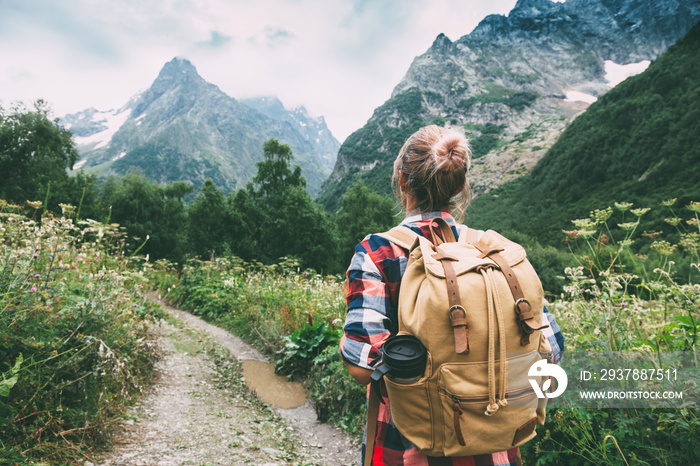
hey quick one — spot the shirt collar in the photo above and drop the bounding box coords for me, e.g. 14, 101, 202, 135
400, 210, 456, 227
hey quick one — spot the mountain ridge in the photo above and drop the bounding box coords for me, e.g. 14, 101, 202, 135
64, 58, 339, 196
467, 20, 700, 246
318, 0, 700, 211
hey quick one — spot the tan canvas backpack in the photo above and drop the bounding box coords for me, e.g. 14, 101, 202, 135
365, 218, 553, 462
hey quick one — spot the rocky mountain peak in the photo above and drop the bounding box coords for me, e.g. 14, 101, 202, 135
510, 0, 561, 18
151, 57, 205, 92
129, 57, 212, 119
430, 33, 453, 53
319, 0, 700, 211
65, 58, 339, 197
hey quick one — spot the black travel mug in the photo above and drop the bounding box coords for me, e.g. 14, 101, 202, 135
370, 335, 427, 402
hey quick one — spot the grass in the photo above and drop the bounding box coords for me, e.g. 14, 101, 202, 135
0, 200, 163, 464
148, 200, 699, 464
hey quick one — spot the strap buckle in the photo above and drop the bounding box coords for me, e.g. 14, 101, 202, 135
449, 304, 466, 320
514, 298, 531, 315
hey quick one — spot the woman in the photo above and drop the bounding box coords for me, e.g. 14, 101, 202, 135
339, 125, 564, 466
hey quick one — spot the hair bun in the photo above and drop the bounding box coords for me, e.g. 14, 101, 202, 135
435, 134, 470, 172
392, 124, 472, 221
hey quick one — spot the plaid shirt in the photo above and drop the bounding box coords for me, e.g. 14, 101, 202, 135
340, 211, 565, 466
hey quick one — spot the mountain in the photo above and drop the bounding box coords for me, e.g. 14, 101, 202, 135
317, 0, 700, 211
467, 21, 700, 246
63, 58, 340, 196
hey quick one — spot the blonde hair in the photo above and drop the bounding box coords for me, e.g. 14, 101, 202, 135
392, 125, 471, 222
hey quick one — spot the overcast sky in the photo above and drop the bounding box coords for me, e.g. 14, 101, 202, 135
0, 0, 522, 142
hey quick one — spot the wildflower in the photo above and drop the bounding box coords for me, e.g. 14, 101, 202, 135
650, 240, 677, 256
618, 222, 639, 231
571, 218, 596, 230
614, 202, 633, 212
688, 218, 700, 227
619, 239, 633, 248
631, 208, 650, 217
679, 233, 700, 253
34, 273, 41, 278
59, 203, 76, 216
664, 218, 682, 226
562, 229, 579, 240
26, 200, 42, 210
32, 253, 39, 258
660, 198, 677, 207
68, 329, 73, 333
687, 201, 700, 213
30, 287, 37, 293
592, 207, 613, 224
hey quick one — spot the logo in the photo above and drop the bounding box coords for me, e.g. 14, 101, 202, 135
528, 359, 568, 399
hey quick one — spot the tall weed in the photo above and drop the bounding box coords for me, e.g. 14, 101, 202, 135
523, 200, 699, 465
0, 200, 162, 462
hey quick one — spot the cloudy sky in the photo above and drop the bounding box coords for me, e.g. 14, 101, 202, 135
0, 0, 522, 142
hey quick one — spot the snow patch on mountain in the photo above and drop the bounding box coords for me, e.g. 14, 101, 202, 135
605, 60, 651, 87
565, 90, 598, 103
73, 108, 131, 149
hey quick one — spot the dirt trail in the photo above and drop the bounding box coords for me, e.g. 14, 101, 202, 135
94, 301, 359, 466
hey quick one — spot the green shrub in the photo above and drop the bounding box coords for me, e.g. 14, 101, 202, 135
0, 200, 162, 463
275, 321, 340, 379
306, 345, 367, 437
519, 201, 700, 464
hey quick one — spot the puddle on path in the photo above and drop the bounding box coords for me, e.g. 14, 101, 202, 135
241, 360, 307, 409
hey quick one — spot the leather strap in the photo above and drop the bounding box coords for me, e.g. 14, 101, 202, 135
364, 388, 380, 466
433, 250, 469, 354
449, 304, 470, 354
429, 217, 456, 244
471, 241, 548, 345
452, 400, 466, 446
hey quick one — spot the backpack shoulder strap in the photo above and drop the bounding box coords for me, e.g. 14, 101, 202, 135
364, 386, 381, 466
375, 226, 420, 250
458, 225, 481, 244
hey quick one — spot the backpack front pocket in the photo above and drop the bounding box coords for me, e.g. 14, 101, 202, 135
384, 376, 435, 452
436, 352, 544, 456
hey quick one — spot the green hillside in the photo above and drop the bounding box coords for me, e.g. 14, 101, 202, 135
316, 88, 439, 211
467, 22, 700, 247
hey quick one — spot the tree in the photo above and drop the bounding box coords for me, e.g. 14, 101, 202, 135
336, 179, 397, 267
231, 139, 339, 272
187, 179, 229, 259
0, 100, 79, 207
102, 171, 191, 262
63, 171, 105, 221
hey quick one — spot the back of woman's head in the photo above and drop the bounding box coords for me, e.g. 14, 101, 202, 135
392, 125, 471, 221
